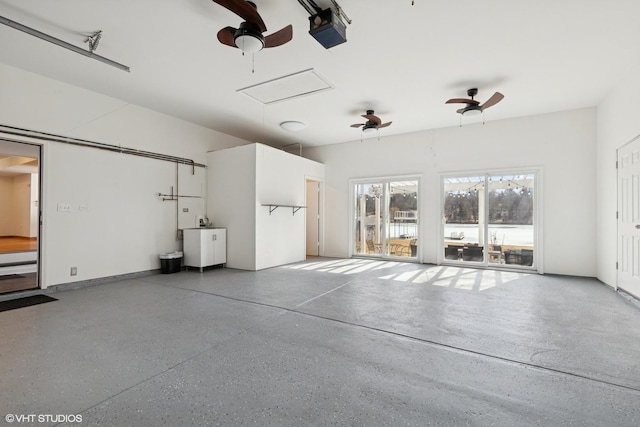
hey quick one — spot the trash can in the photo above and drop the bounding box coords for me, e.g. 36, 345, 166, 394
159, 251, 183, 274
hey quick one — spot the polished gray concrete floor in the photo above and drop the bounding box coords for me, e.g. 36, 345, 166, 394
1, 258, 639, 426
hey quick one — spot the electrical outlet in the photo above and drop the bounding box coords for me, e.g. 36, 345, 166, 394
70, 267, 77, 276
57, 203, 72, 212
183, 208, 189, 212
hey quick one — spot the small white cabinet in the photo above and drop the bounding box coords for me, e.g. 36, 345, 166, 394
183, 228, 226, 272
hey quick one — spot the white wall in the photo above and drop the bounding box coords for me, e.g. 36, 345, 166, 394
11, 174, 32, 237
0, 174, 36, 238
597, 61, 640, 288
0, 176, 13, 236
207, 144, 257, 270
305, 108, 597, 277
255, 144, 325, 270
0, 63, 249, 288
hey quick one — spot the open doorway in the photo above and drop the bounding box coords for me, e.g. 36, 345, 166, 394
0, 141, 40, 294
306, 179, 322, 258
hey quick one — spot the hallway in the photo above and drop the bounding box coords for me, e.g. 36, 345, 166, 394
1, 258, 639, 426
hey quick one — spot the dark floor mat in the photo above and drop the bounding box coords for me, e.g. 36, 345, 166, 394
0, 295, 57, 313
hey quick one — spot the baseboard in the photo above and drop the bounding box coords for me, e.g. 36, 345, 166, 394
618, 288, 640, 309
0, 269, 160, 302
49, 269, 161, 293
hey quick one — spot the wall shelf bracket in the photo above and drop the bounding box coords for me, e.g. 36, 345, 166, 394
262, 204, 307, 216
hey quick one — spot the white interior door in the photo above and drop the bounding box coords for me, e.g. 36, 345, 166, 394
618, 137, 640, 298
306, 180, 319, 256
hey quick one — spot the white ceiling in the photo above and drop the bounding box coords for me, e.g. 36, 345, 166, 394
0, 0, 639, 148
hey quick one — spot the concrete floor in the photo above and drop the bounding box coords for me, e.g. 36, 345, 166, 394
1, 258, 639, 426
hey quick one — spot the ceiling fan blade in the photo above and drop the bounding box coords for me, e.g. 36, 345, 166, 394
217, 26, 237, 47
350, 123, 364, 128
212, 0, 267, 32
456, 108, 465, 114
378, 121, 392, 128
480, 92, 504, 110
264, 25, 293, 48
362, 114, 382, 126
446, 98, 480, 105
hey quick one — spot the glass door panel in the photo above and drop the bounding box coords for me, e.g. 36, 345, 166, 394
487, 174, 535, 266
354, 182, 383, 256
386, 181, 418, 258
443, 176, 483, 262
353, 178, 419, 260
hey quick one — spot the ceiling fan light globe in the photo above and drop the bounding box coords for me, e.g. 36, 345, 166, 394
362, 126, 377, 134
462, 108, 482, 117
235, 33, 264, 53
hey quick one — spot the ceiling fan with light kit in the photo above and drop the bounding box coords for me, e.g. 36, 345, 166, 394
212, 0, 293, 54
446, 88, 504, 117
351, 110, 392, 140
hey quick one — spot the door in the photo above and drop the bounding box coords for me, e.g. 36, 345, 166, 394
443, 172, 536, 269
0, 140, 41, 293
353, 178, 419, 259
618, 137, 640, 298
306, 180, 320, 257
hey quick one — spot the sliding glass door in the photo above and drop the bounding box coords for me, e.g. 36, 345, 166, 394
353, 178, 419, 260
443, 172, 536, 269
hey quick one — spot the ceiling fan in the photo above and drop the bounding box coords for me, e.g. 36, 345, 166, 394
446, 88, 504, 116
213, 0, 293, 53
350, 110, 392, 133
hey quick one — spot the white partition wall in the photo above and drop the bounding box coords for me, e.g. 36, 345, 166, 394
207, 143, 325, 271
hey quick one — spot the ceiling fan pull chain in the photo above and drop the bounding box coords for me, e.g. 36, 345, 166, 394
252, 53, 255, 74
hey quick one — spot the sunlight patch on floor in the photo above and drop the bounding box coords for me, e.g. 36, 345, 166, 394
380, 266, 528, 291
286, 258, 378, 273
286, 259, 529, 291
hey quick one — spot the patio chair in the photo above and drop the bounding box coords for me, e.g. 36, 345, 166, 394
444, 246, 459, 260
462, 246, 484, 262
520, 249, 533, 266
366, 240, 381, 254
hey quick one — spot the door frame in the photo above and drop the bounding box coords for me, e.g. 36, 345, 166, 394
439, 167, 543, 273
0, 138, 43, 291
305, 175, 324, 258
349, 174, 422, 262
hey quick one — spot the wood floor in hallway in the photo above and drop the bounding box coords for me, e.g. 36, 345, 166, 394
0, 236, 37, 253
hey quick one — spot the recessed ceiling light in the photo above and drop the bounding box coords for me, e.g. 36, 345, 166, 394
280, 121, 306, 132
